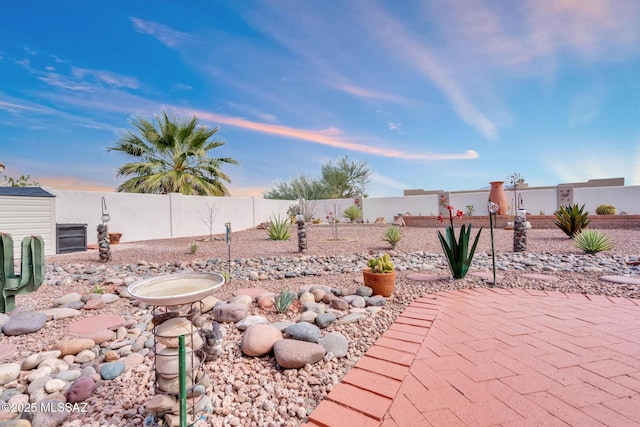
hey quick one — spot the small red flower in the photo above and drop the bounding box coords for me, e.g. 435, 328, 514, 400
437, 214, 443, 223
456, 210, 464, 219
446, 205, 454, 211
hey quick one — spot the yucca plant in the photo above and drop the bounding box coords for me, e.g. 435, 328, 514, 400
188, 241, 199, 254
437, 207, 482, 279
553, 204, 591, 238
382, 226, 403, 249
343, 205, 363, 223
267, 215, 291, 240
274, 288, 296, 313
574, 230, 614, 254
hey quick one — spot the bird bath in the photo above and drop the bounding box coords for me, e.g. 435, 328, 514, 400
127, 272, 225, 425
127, 272, 224, 306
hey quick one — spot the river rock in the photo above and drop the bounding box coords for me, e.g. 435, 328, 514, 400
26, 366, 52, 382
351, 296, 366, 308
44, 378, 67, 393
299, 311, 317, 323
83, 298, 105, 310
27, 376, 51, 394
100, 293, 120, 304
53, 338, 96, 356
315, 313, 337, 329
26, 395, 69, 427
302, 302, 325, 314
55, 369, 81, 382
319, 332, 349, 358
38, 358, 69, 374
285, 322, 321, 343
0, 363, 20, 386
2, 311, 47, 336
355, 286, 373, 297
229, 294, 252, 307
213, 303, 248, 323
60, 301, 85, 310
156, 347, 198, 377
66, 376, 96, 403
100, 361, 125, 380
22, 351, 62, 370
240, 324, 283, 357
330, 299, 349, 311
271, 321, 295, 332
123, 353, 145, 372
43, 308, 81, 321
366, 295, 386, 307
145, 394, 176, 416
311, 289, 326, 302
158, 374, 192, 395
257, 295, 275, 309
336, 313, 365, 324
156, 318, 203, 348
298, 292, 315, 305
54, 293, 82, 306
273, 339, 326, 369
236, 315, 268, 331
200, 296, 219, 313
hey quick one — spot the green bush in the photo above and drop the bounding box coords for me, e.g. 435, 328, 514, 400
382, 226, 403, 249
574, 230, 614, 254
267, 215, 291, 240
343, 205, 362, 223
275, 289, 296, 313
553, 204, 591, 238
188, 241, 199, 254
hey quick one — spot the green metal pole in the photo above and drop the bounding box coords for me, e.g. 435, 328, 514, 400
179, 334, 187, 427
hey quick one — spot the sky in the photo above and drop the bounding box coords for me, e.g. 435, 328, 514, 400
1, 0, 639, 197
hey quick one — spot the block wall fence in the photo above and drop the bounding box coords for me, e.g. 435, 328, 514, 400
49, 184, 640, 247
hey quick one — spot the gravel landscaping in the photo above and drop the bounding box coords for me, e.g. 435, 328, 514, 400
1, 224, 639, 426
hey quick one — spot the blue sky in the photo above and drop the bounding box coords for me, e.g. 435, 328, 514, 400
1, 0, 639, 197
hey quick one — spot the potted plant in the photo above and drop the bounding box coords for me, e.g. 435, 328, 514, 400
362, 253, 396, 297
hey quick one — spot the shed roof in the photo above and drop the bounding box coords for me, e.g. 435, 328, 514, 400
0, 187, 55, 197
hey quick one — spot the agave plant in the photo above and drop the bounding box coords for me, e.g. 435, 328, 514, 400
343, 205, 363, 223
553, 204, 591, 238
382, 226, 403, 249
274, 288, 296, 313
574, 230, 614, 254
437, 206, 482, 279
267, 215, 291, 241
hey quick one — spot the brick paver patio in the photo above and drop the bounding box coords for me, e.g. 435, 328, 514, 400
304, 288, 640, 426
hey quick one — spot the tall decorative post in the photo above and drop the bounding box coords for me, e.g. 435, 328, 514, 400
98, 197, 111, 262
513, 195, 527, 252
488, 200, 500, 287
296, 212, 307, 253
225, 222, 232, 283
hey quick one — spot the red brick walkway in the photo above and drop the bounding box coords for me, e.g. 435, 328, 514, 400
304, 288, 640, 426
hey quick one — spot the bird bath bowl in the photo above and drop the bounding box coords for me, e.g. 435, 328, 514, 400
127, 272, 225, 306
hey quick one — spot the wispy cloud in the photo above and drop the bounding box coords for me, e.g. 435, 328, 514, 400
358, 3, 497, 139
568, 94, 598, 126
370, 172, 407, 190
331, 83, 417, 105
130, 17, 191, 48
191, 108, 479, 161
72, 67, 139, 89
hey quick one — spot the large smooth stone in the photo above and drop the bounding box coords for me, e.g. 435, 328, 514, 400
74, 350, 97, 364
315, 313, 337, 329
21, 351, 62, 370
66, 376, 96, 403
229, 295, 253, 307
331, 299, 350, 311
38, 358, 69, 374
213, 303, 248, 323
285, 322, 321, 343
156, 347, 198, 377
157, 374, 193, 395
26, 396, 69, 427
145, 394, 177, 416
302, 302, 325, 314
53, 338, 96, 356
54, 293, 82, 306
236, 315, 268, 331
319, 332, 349, 358
43, 308, 81, 321
0, 363, 21, 386
240, 324, 283, 357
100, 361, 125, 380
156, 318, 203, 349
273, 339, 326, 369
2, 311, 46, 336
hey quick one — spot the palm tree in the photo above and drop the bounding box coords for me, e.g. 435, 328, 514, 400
108, 112, 238, 196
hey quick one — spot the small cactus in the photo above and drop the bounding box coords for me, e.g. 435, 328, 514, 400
367, 253, 395, 273
595, 204, 616, 215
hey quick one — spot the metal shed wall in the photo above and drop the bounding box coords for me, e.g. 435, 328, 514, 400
0, 188, 56, 260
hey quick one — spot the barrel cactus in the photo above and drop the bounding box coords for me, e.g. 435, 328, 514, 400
595, 204, 617, 215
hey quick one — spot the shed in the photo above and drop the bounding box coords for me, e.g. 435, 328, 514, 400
0, 187, 56, 259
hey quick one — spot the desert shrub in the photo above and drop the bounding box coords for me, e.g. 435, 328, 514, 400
574, 230, 614, 254
267, 215, 291, 240
275, 289, 296, 313
382, 226, 403, 249
553, 204, 591, 238
343, 205, 362, 223
189, 241, 199, 254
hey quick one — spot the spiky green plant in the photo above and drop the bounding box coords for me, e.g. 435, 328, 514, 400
382, 226, 403, 249
553, 204, 591, 238
343, 205, 363, 223
90, 283, 106, 294
437, 207, 482, 279
367, 253, 395, 273
275, 289, 296, 313
574, 230, 614, 254
267, 215, 291, 240
595, 204, 616, 215
189, 241, 199, 254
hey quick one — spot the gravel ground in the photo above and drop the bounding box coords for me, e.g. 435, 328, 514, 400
5, 224, 640, 426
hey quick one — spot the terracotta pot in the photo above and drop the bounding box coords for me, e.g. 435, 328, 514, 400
488, 181, 508, 215
108, 232, 122, 244
362, 268, 396, 297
